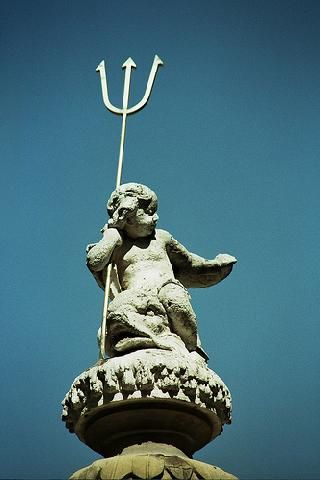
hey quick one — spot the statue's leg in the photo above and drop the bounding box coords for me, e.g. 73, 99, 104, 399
158, 283, 197, 351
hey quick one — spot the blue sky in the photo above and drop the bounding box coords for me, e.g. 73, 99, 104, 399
1, 1, 320, 478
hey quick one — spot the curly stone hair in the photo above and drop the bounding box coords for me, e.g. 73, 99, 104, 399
106, 183, 158, 229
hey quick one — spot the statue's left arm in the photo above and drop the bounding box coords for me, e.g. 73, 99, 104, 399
163, 231, 237, 288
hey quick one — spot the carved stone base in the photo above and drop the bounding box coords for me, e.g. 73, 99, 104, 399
62, 348, 232, 444
62, 349, 233, 473
69, 443, 238, 479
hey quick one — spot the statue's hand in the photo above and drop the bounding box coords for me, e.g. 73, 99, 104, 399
100, 223, 109, 235
213, 253, 237, 266
86, 243, 97, 253
87, 227, 123, 272
101, 223, 122, 240
101, 225, 122, 245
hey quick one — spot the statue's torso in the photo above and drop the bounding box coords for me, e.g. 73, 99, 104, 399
113, 230, 174, 290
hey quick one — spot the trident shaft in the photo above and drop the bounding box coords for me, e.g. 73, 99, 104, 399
96, 54, 163, 359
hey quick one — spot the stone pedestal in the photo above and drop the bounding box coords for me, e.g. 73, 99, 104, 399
62, 349, 238, 479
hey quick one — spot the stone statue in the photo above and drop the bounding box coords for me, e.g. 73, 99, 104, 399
86, 183, 236, 358
63, 183, 237, 477
62, 57, 239, 479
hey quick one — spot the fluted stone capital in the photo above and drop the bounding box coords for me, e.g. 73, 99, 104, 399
69, 450, 238, 480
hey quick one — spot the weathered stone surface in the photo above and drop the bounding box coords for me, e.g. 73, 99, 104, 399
62, 349, 231, 437
87, 183, 236, 357
62, 183, 237, 478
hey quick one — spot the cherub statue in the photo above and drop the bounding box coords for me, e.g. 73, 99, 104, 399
87, 183, 236, 358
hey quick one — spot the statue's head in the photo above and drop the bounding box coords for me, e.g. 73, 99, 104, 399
107, 183, 158, 237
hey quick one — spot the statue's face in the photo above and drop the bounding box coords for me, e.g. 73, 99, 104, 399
123, 206, 158, 238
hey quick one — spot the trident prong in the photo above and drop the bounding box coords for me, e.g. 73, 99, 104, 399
96, 55, 163, 116
96, 54, 163, 361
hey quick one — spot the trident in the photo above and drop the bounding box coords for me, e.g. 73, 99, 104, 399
96, 54, 163, 360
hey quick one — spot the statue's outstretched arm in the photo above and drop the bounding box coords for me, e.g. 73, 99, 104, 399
86, 227, 122, 272
165, 233, 237, 288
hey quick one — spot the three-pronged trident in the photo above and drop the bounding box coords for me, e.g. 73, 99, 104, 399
96, 54, 163, 359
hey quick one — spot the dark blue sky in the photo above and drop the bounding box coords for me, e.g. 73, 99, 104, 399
1, 1, 320, 478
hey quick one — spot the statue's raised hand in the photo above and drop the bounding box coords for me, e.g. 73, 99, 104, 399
213, 253, 237, 267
